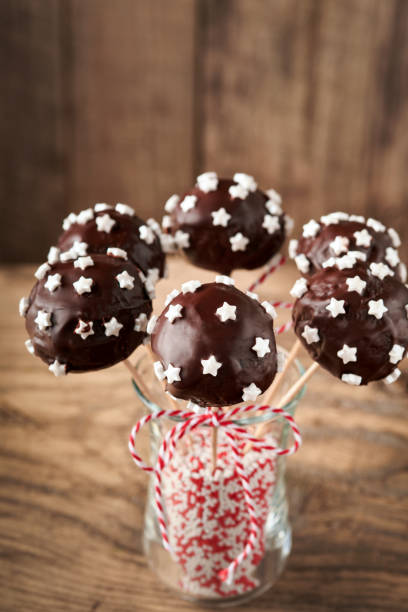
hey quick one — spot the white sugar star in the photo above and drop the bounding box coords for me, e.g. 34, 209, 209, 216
35, 262, 51, 280
19, 297, 29, 317
322, 257, 337, 269
353, 228, 372, 247
229, 184, 249, 200
295, 254, 310, 274
181, 280, 202, 294
289, 239, 298, 259
96, 214, 116, 233
216, 275, 235, 286
266, 188, 282, 204
104, 317, 123, 337
302, 219, 320, 238
389, 344, 405, 364
242, 383, 262, 403
75, 319, 94, 340
346, 275, 367, 295
211, 207, 231, 227
165, 289, 180, 306
341, 373, 362, 386
35, 310, 52, 331
261, 301, 277, 319
139, 224, 155, 245
44, 273, 62, 293
284, 215, 294, 235
262, 214, 280, 235
162, 215, 172, 229
320, 212, 347, 225
74, 256, 94, 270
164, 363, 181, 384
326, 298, 346, 318
146, 315, 158, 335
246, 290, 259, 301
385, 247, 400, 268
164, 194, 180, 213
233, 172, 257, 192
336, 254, 358, 270
216, 302, 237, 322
71, 241, 88, 257
62, 212, 77, 230
25, 339, 35, 355
388, 227, 401, 248
201, 355, 222, 376
367, 218, 385, 233
174, 230, 190, 249
49, 360, 67, 377
385, 368, 401, 384
349, 214, 365, 223
76, 208, 94, 224
47, 246, 60, 265
301, 325, 320, 344
290, 278, 308, 299
73, 276, 93, 295
196, 171, 218, 193
107, 247, 128, 260
229, 232, 249, 252
252, 337, 271, 358
116, 203, 135, 216
368, 299, 388, 319
165, 303, 183, 323
399, 263, 407, 283
134, 312, 148, 332
337, 344, 357, 364
265, 199, 282, 215
180, 195, 197, 213
369, 262, 394, 280
330, 236, 349, 255
116, 270, 135, 290
94, 203, 111, 212
146, 268, 159, 286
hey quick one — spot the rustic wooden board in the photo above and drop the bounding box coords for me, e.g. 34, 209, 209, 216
1, 257, 407, 611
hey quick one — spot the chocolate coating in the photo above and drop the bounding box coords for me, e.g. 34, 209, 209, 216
168, 179, 286, 274
292, 265, 408, 384
58, 207, 165, 278
25, 254, 152, 372
151, 282, 277, 406
293, 217, 405, 280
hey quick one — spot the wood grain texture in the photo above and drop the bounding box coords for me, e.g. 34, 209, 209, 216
200, 0, 408, 261
1, 257, 407, 611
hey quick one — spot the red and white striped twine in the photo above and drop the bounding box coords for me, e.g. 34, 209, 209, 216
128, 404, 301, 584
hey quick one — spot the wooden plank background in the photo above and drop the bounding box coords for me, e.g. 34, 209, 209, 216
1, 0, 408, 263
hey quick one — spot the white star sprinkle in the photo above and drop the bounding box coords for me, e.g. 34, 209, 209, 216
346, 275, 367, 295
146, 315, 158, 335
19, 297, 29, 317
353, 228, 372, 247
211, 207, 231, 227
35, 310, 52, 331
368, 299, 388, 319
233, 172, 257, 192
201, 355, 222, 376
72, 241, 88, 257
74, 319, 94, 340
330, 236, 350, 255
389, 344, 405, 364
134, 313, 148, 332
76, 208, 94, 224
337, 344, 357, 364
320, 212, 348, 225
74, 256, 94, 270
139, 224, 155, 245
262, 214, 280, 234
349, 214, 365, 223
162, 215, 172, 229
399, 263, 407, 283
388, 227, 401, 248
104, 317, 123, 337
165, 289, 180, 306
180, 195, 197, 213
146, 268, 160, 286
326, 298, 346, 318
385, 247, 400, 268
216, 275, 235, 286
302, 219, 320, 238
261, 301, 277, 319
246, 290, 259, 301
164, 194, 180, 213
164, 363, 181, 384
284, 215, 294, 235
336, 254, 358, 270
266, 188, 282, 204
252, 337, 271, 358
44, 273, 62, 293
229, 184, 249, 200
165, 303, 183, 323
181, 280, 201, 294
369, 262, 394, 280
301, 325, 320, 344
229, 232, 249, 252
62, 212, 77, 231
196, 171, 218, 192
94, 203, 111, 212
147, 217, 161, 235
35, 262, 51, 280
107, 247, 127, 260
153, 361, 165, 381
25, 339, 35, 355
367, 218, 385, 233
295, 254, 310, 274
216, 302, 237, 322
385, 368, 401, 384
341, 373, 362, 386
290, 278, 308, 299
96, 214, 115, 233
49, 360, 67, 377
242, 383, 262, 402
288, 239, 298, 259
116, 203, 135, 216
174, 230, 190, 249
73, 276, 93, 295
116, 270, 135, 290
265, 199, 282, 215
322, 257, 337, 269
47, 246, 60, 265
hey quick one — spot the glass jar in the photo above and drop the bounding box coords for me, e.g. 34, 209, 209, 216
131, 346, 305, 607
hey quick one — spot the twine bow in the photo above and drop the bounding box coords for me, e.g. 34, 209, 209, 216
128, 403, 301, 585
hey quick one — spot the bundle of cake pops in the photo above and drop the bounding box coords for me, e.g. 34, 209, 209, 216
19, 172, 408, 600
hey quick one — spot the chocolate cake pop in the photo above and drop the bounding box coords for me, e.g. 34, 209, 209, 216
291, 264, 408, 386
57, 203, 165, 290
149, 277, 278, 407
162, 172, 292, 275
20, 253, 152, 375
289, 212, 406, 282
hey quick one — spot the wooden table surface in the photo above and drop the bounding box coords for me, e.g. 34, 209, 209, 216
1, 257, 407, 612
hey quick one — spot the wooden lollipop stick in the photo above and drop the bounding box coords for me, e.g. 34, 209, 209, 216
264, 339, 302, 406
211, 408, 218, 472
